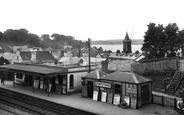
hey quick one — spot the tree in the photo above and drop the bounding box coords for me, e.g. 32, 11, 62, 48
142, 23, 166, 59
27, 33, 40, 46
116, 50, 120, 56
164, 23, 179, 57
178, 29, 184, 56
0, 31, 3, 41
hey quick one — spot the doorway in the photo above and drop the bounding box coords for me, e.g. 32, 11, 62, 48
141, 84, 149, 105
87, 81, 93, 98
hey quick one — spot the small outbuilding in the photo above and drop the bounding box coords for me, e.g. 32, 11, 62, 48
81, 71, 152, 109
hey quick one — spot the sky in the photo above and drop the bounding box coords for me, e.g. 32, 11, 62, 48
0, 0, 184, 41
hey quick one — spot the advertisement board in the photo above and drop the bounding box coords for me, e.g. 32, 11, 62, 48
93, 91, 98, 101
101, 92, 107, 102
113, 94, 120, 105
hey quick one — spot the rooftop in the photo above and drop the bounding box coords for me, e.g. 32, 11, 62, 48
101, 72, 152, 83
0, 63, 67, 75
82, 70, 108, 79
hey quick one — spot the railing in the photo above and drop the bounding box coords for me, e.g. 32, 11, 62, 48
174, 72, 183, 92
166, 70, 178, 89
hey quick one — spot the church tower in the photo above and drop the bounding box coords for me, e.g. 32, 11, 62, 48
123, 32, 132, 53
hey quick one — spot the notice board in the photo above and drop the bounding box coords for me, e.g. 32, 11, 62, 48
113, 94, 120, 105
130, 98, 137, 109
124, 96, 130, 106
93, 91, 98, 101
101, 92, 107, 102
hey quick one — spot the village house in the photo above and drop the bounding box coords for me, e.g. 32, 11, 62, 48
15, 51, 55, 64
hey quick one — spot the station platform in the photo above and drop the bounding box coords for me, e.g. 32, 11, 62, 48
0, 80, 179, 115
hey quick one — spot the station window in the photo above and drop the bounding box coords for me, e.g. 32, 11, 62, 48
114, 84, 121, 94
69, 74, 74, 89
16, 73, 23, 79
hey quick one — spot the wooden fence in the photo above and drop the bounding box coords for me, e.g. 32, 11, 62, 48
152, 94, 175, 107
152, 94, 184, 114
131, 60, 178, 74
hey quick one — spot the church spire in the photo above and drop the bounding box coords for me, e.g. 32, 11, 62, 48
123, 32, 132, 53
125, 32, 130, 40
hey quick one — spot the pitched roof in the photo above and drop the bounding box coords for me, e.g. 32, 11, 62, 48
36, 51, 55, 62
0, 43, 12, 52
0, 63, 67, 75
82, 70, 108, 79
60, 57, 83, 65
20, 51, 55, 62
101, 72, 151, 83
20, 52, 31, 61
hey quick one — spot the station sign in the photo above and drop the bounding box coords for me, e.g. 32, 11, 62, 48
95, 82, 111, 88
126, 87, 137, 94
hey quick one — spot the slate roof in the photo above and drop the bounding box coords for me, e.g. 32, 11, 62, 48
20, 51, 55, 62
59, 57, 83, 65
101, 72, 152, 84
82, 70, 108, 79
0, 63, 67, 75
0, 43, 12, 53
20, 52, 31, 61
36, 51, 55, 62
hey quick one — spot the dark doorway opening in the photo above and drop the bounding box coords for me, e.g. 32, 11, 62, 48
87, 81, 93, 98
141, 84, 149, 105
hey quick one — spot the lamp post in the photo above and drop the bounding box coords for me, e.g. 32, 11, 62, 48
88, 38, 91, 73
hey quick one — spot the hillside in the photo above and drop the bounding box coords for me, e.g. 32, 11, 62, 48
91, 39, 143, 45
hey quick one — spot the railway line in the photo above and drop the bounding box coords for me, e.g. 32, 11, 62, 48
0, 103, 30, 115
0, 92, 70, 115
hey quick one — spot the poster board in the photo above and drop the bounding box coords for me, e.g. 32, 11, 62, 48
124, 96, 130, 106
47, 84, 52, 92
92, 91, 98, 101
55, 77, 58, 84
130, 98, 137, 109
35, 80, 39, 89
107, 93, 113, 104
113, 94, 120, 105
101, 92, 107, 102
33, 80, 36, 88
40, 81, 43, 89
62, 85, 67, 94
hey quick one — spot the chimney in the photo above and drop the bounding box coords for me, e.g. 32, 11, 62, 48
101, 59, 108, 72
78, 49, 81, 58
31, 51, 36, 62
96, 69, 100, 79
61, 50, 64, 57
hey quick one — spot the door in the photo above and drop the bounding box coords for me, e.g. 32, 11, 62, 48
141, 84, 149, 105
87, 81, 93, 98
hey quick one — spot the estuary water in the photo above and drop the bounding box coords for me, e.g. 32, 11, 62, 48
92, 44, 142, 53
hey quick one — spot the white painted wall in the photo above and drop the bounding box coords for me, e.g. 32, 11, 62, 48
67, 67, 89, 93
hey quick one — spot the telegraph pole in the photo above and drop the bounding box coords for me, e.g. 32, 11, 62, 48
88, 38, 91, 73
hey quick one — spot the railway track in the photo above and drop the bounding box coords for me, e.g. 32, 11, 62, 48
0, 104, 19, 115
0, 93, 70, 115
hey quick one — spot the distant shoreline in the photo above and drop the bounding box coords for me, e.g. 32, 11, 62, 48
91, 39, 143, 45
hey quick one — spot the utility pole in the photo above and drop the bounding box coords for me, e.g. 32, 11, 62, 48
88, 38, 91, 73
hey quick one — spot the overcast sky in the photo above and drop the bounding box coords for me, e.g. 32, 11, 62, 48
0, 0, 184, 41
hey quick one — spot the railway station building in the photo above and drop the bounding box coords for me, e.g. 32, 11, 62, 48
81, 70, 152, 109
0, 63, 96, 96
